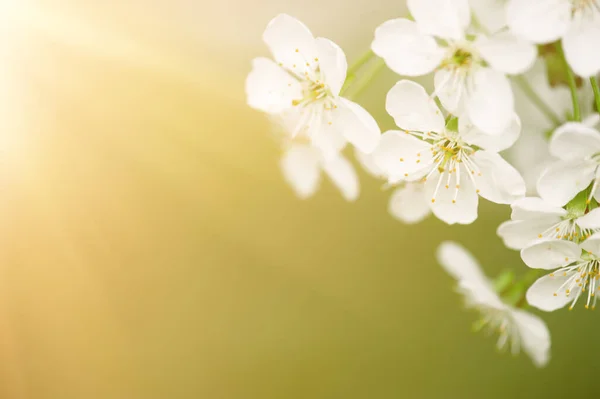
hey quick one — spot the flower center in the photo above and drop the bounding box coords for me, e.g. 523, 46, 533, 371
440, 43, 480, 71
292, 74, 334, 108
571, 0, 600, 17
551, 256, 600, 310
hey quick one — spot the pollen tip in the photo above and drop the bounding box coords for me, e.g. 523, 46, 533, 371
452, 200, 456, 204
553, 293, 557, 296
295, 48, 299, 52
538, 234, 543, 238
431, 199, 436, 203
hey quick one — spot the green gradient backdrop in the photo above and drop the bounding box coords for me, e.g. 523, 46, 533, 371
0, 1, 598, 398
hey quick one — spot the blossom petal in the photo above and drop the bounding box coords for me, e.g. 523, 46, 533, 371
536, 159, 596, 207
280, 145, 322, 198
472, 151, 526, 205
475, 31, 537, 75
436, 241, 488, 284
407, 0, 470, 41
506, 0, 571, 44
315, 37, 347, 96
434, 69, 466, 114
308, 115, 347, 161
511, 309, 551, 367
460, 114, 521, 152
469, 0, 508, 33
263, 14, 318, 73
246, 57, 302, 113
425, 169, 479, 225
466, 68, 514, 135
579, 231, 600, 255
576, 208, 600, 230
549, 122, 600, 159
371, 19, 445, 76
520, 239, 581, 270
386, 80, 445, 133
526, 273, 577, 311
510, 197, 567, 220
563, 18, 600, 77
323, 154, 359, 201
335, 98, 381, 154
388, 183, 431, 224
354, 149, 384, 179
372, 131, 433, 180
497, 219, 558, 250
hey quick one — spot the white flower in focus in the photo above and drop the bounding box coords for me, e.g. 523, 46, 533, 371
537, 116, 600, 207
522, 234, 600, 311
506, 0, 600, 77
371, 80, 525, 225
246, 14, 381, 159
281, 144, 359, 201
498, 197, 600, 250
437, 242, 551, 367
355, 149, 431, 224
372, 0, 537, 135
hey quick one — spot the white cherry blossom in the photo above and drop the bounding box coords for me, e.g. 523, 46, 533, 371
537, 115, 600, 207
437, 242, 551, 367
372, 0, 536, 135
371, 80, 526, 225
506, 0, 600, 77
281, 143, 359, 201
246, 14, 381, 159
498, 197, 600, 250
522, 233, 600, 311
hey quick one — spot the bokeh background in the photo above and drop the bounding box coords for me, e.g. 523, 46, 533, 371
1, 1, 598, 398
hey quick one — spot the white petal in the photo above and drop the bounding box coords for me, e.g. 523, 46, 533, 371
497, 219, 559, 250
506, 0, 571, 44
280, 145, 322, 198
407, 0, 470, 41
466, 68, 514, 135
323, 154, 359, 201
458, 279, 505, 309
475, 31, 537, 75
354, 149, 384, 179
246, 57, 301, 113
388, 183, 431, 224
309, 115, 347, 161
563, 18, 600, 78
263, 14, 318, 73
386, 80, 445, 133
425, 169, 479, 225
576, 208, 600, 230
315, 37, 347, 96
335, 98, 381, 154
460, 114, 521, 152
579, 231, 600, 254
526, 273, 577, 311
469, 0, 508, 33
434, 69, 466, 114
549, 122, 600, 159
510, 197, 567, 220
536, 159, 596, 207
372, 131, 433, 180
472, 151, 526, 205
520, 239, 581, 270
511, 309, 551, 367
371, 19, 445, 76
436, 241, 488, 284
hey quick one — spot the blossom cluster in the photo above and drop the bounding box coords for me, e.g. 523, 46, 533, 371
246, 0, 600, 367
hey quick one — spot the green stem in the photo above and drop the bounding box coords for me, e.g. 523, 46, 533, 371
556, 41, 581, 122
591, 77, 600, 114
346, 49, 375, 78
343, 58, 385, 100
513, 75, 561, 126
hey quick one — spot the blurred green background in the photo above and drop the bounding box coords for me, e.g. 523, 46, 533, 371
1, 1, 598, 398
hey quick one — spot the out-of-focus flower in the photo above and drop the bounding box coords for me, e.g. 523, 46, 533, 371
372, 0, 536, 135
246, 14, 380, 159
522, 234, 600, 311
506, 0, 600, 77
536, 116, 600, 207
371, 80, 525, 225
437, 241, 551, 367
281, 144, 359, 201
497, 197, 600, 250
